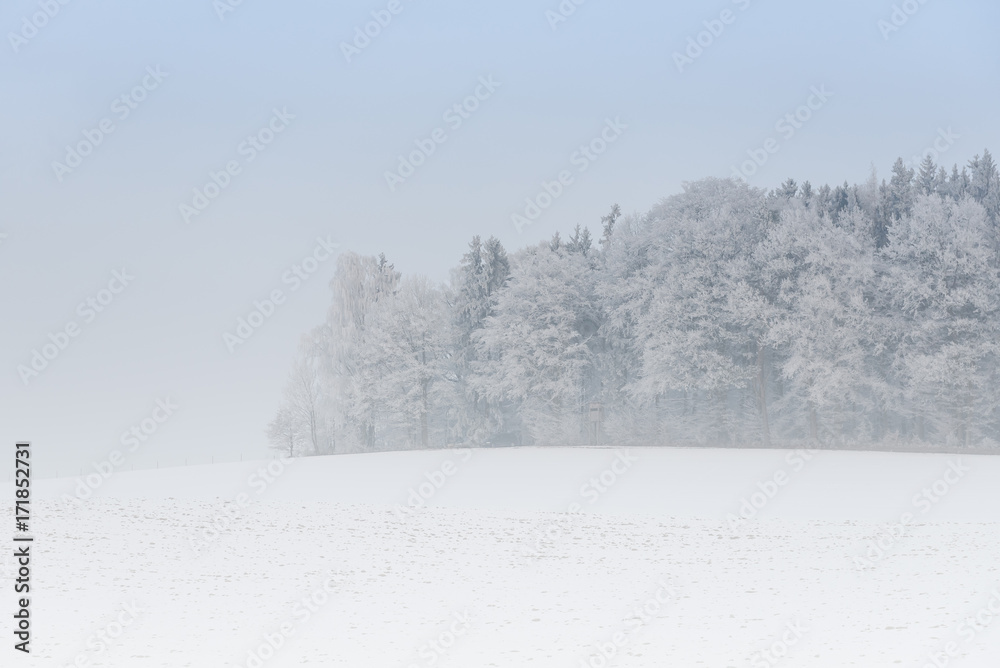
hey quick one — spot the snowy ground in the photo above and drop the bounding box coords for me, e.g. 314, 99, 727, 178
3, 446, 1000, 667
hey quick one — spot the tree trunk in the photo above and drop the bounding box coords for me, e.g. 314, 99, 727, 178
420, 344, 429, 448
421, 381, 429, 448
309, 411, 318, 455
808, 402, 819, 443
756, 342, 772, 447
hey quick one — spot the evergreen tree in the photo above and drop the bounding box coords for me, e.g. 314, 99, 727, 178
968, 150, 1000, 222
815, 184, 832, 218
934, 166, 948, 195
454, 236, 485, 346
947, 165, 971, 201
483, 236, 511, 297
917, 155, 937, 195
888, 157, 916, 221
778, 178, 798, 199
600, 203, 621, 248
873, 180, 892, 250
451, 235, 511, 443
567, 224, 593, 256
830, 182, 850, 220
799, 181, 814, 207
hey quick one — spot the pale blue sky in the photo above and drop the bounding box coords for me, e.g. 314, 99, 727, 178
2, 0, 998, 474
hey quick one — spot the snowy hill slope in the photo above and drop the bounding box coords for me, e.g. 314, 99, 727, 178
4, 446, 1000, 667
25, 448, 1000, 522
27, 445, 1000, 520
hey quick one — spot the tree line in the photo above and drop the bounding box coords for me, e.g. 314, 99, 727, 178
268, 150, 1000, 455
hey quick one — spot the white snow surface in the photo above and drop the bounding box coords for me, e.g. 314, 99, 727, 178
4, 445, 1000, 667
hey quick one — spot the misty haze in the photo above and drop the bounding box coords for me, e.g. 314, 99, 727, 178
2, 1, 999, 666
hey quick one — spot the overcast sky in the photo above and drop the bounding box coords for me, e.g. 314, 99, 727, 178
2, 0, 998, 476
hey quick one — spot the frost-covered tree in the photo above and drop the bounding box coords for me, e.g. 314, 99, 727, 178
799, 181, 813, 207
945, 164, 970, 201
323, 252, 401, 451
968, 150, 1000, 223
597, 210, 655, 442
815, 184, 833, 218
777, 178, 798, 199
830, 182, 850, 220
881, 195, 1000, 445
286, 353, 324, 454
271, 151, 1000, 454
450, 235, 510, 443
266, 406, 300, 457
888, 158, 916, 220
917, 155, 938, 196
600, 203, 622, 248
633, 178, 776, 445
566, 224, 593, 256
356, 276, 453, 449
767, 204, 878, 442
473, 240, 601, 445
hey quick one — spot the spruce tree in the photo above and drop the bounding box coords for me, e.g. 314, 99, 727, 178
917, 155, 937, 195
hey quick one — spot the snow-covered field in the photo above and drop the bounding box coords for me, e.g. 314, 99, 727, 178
4, 446, 1000, 667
